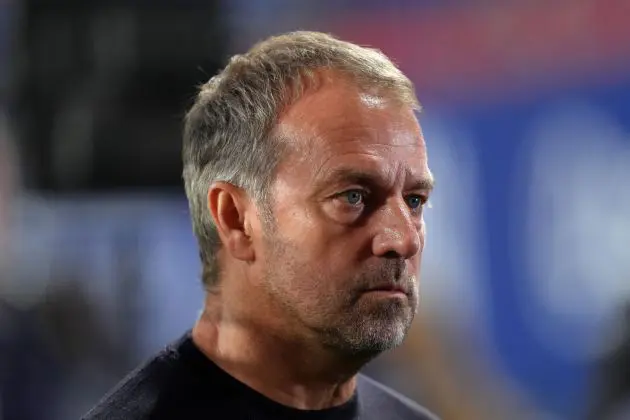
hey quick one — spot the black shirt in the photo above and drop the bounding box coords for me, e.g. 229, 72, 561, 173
82, 332, 438, 420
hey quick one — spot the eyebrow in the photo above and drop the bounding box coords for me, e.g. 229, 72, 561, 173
317, 167, 435, 192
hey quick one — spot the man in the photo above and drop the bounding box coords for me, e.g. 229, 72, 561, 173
84, 31, 437, 420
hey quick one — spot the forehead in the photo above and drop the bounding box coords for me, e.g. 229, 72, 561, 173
276, 76, 429, 183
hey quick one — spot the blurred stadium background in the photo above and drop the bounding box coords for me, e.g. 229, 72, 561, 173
1, 1, 630, 419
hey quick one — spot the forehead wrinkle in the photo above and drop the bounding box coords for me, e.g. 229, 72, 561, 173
276, 92, 422, 159
276, 108, 381, 162
311, 151, 382, 183
283, 103, 417, 152
317, 112, 421, 147
312, 149, 430, 192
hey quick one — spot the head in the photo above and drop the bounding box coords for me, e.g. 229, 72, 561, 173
183, 31, 433, 357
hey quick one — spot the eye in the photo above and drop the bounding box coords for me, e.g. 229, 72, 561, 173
340, 189, 366, 206
405, 194, 426, 210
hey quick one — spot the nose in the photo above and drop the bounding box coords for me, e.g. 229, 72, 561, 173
371, 199, 423, 260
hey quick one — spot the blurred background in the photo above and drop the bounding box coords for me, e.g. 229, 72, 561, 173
1, 0, 630, 419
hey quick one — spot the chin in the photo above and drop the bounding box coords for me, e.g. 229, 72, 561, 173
367, 320, 410, 349
336, 316, 412, 358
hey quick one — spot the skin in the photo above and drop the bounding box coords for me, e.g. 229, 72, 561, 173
192, 72, 433, 410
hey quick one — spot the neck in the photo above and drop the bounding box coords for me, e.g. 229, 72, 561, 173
191, 291, 361, 410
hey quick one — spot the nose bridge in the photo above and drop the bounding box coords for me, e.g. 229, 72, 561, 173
373, 197, 421, 259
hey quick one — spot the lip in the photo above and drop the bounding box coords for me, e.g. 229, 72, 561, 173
364, 285, 409, 296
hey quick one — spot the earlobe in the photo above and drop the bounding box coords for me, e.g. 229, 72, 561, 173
208, 183, 255, 262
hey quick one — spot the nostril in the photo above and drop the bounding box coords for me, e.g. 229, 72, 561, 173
383, 250, 400, 259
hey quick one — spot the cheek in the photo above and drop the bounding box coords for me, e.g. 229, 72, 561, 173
276, 205, 334, 258
270, 238, 348, 298
270, 247, 344, 315
270, 199, 363, 288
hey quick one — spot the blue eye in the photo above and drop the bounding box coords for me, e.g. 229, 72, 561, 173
343, 190, 365, 206
406, 195, 423, 210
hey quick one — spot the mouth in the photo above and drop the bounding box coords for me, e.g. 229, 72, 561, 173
364, 284, 409, 297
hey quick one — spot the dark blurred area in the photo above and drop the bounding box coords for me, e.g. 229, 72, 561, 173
3, 1, 226, 418
12, 0, 225, 191
586, 303, 630, 420
1, 1, 630, 419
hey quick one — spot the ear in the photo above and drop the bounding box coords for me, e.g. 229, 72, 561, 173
207, 182, 255, 263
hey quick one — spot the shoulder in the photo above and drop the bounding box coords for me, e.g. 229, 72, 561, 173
357, 374, 440, 420
81, 344, 181, 420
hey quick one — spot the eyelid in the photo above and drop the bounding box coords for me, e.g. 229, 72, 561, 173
331, 187, 370, 198
406, 192, 429, 203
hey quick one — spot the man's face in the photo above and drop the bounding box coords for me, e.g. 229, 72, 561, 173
258, 77, 432, 357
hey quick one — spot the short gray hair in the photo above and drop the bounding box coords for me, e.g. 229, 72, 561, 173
182, 31, 420, 288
